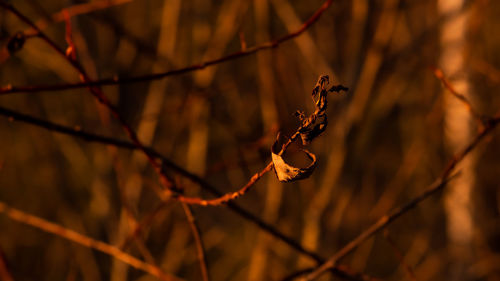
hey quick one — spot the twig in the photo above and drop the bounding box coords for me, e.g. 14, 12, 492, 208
280, 265, 382, 281
0, 1, 174, 189
0, 201, 179, 281
119, 201, 171, 251
62, 10, 77, 61
304, 114, 500, 280
0, 1, 319, 208
0, 1, 190, 204
0, 0, 334, 94
383, 230, 417, 281
0, 104, 271, 205
158, 77, 346, 205
432, 67, 484, 124
0, 246, 14, 281
35, 0, 132, 31
112, 158, 162, 267
181, 204, 210, 281
0, 105, 365, 281
178, 163, 274, 206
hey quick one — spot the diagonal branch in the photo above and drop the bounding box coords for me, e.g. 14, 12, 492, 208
0, 105, 365, 280
0, 0, 334, 94
0, 246, 14, 281
303, 113, 500, 280
0, 1, 240, 210
0, 201, 179, 281
433, 67, 484, 124
0, 1, 178, 198
383, 230, 417, 281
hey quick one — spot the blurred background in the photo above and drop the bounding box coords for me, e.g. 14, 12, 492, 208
1, 0, 500, 280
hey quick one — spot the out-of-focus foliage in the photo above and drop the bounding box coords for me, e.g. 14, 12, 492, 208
1, 0, 500, 281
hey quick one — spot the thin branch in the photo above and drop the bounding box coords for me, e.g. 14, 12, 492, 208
0, 1, 182, 202
0, 201, 179, 281
0, 0, 334, 94
432, 67, 484, 124
383, 230, 417, 281
0, 105, 363, 280
0, 246, 14, 281
280, 265, 382, 281
118, 201, 172, 251
178, 163, 274, 206
0, 0, 317, 208
172, 78, 347, 205
62, 9, 77, 61
113, 158, 163, 267
304, 114, 500, 280
181, 204, 210, 281
35, 0, 132, 31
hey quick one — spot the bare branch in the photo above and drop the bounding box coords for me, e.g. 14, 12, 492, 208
0, 0, 334, 94
433, 67, 484, 124
0, 246, 14, 281
181, 204, 210, 281
383, 230, 417, 281
304, 113, 500, 280
0, 105, 362, 281
0, 201, 179, 281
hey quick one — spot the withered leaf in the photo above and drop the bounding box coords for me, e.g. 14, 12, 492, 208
271, 138, 317, 182
299, 114, 327, 145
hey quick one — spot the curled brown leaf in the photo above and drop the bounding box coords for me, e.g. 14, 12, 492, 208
271, 138, 317, 182
271, 75, 347, 182
299, 114, 328, 145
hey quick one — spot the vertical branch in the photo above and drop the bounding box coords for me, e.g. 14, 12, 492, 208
181, 204, 210, 281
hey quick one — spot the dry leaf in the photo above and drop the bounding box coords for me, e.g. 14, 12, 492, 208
270, 75, 347, 182
299, 115, 328, 145
271, 138, 317, 182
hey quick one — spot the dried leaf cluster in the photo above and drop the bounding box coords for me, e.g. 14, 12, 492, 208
271, 75, 348, 182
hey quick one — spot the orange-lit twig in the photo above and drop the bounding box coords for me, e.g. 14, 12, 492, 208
471, 58, 500, 84
119, 201, 171, 251
306, 73, 500, 280
177, 163, 274, 206
0, 0, 334, 94
383, 230, 417, 281
432, 67, 484, 124
305, 112, 500, 280
239, 31, 247, 51
19, 0, 132, 37
0, 105, 366, 281
0, 1, 179, 202
0, 201, 178, 281
0, 1, 338, 209
181, 204, 210, 281
279, 265, 382, 281
38, 0, 132, 30
0, 247, 14, 281
62, 10, 77, 61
